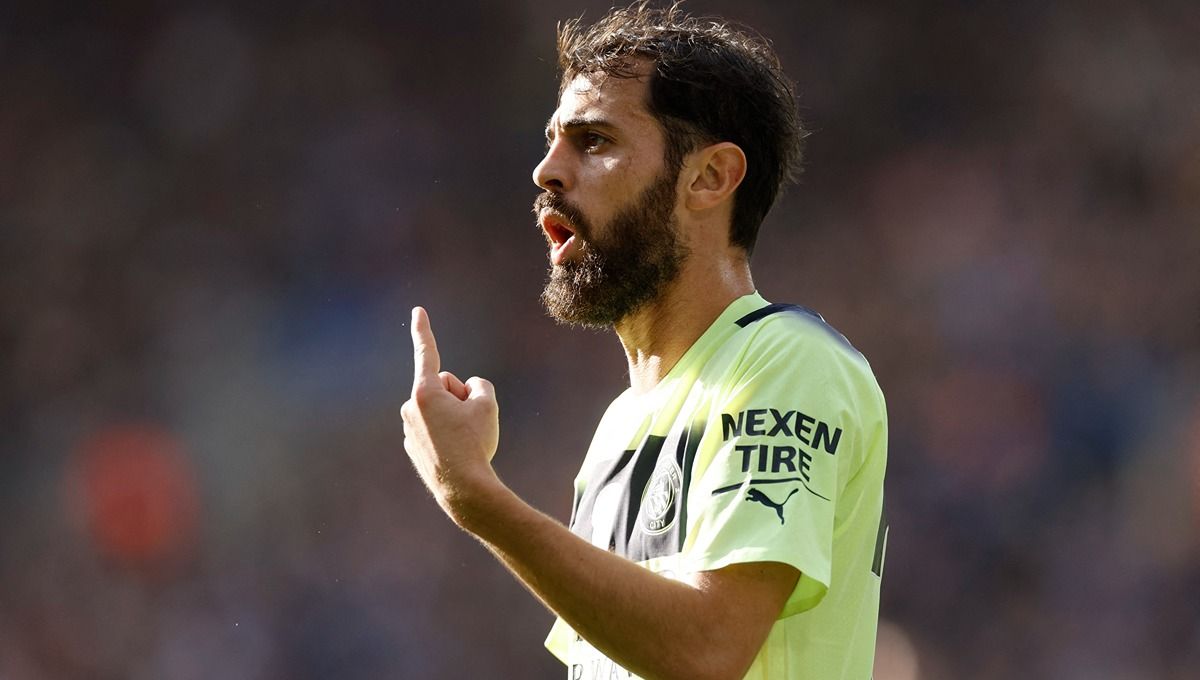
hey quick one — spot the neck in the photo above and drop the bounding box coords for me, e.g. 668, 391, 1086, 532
614, 254, 754, 394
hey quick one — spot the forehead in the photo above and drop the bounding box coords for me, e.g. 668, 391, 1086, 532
548, 71, 659, 135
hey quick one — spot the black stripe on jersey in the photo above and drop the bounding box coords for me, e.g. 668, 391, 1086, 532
571, 411, 707, 562
568, 447, 637, 549
602, 448, 637, 487
872, 504, 889, 577
734, 302, 816, 327
620, 435, 666, 554
675, 419, 706, 551
734, 302, 859, 353
711, 476, 831, 502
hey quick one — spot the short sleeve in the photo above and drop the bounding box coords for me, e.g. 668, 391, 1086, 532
681, 319, 864, 618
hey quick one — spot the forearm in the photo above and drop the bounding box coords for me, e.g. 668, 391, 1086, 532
448, 478, 747, 680
400, 309, 781, 678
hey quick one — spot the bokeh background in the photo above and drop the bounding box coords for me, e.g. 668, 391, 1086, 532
2, 0, 1198, 677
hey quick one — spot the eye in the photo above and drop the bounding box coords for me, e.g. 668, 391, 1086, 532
581, 131, 609, 152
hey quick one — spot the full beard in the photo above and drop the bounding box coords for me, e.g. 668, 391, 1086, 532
536, 171, 688, 329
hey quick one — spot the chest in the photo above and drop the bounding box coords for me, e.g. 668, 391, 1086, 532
569, 416, 707, 563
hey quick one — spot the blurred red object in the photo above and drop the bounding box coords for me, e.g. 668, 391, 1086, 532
65, 423, 201, 570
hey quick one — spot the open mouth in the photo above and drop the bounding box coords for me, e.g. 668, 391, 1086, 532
539, 210, 582, 265
539, 211, 576, 247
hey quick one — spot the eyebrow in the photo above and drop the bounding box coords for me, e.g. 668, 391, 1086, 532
544, 116, 617, 141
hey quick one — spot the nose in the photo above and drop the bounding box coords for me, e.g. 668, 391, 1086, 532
532, 140, 569, 192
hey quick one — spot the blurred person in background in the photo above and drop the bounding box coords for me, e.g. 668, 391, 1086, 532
402, 3, 887, 679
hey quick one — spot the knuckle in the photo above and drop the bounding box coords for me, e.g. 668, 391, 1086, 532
412, 385, 437, 407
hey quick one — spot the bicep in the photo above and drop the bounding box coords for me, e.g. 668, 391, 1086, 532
686, 561, 800, 670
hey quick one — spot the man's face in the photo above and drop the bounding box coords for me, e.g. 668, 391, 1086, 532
532, 70, 689, 328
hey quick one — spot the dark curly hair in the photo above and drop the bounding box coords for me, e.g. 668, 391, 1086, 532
557, 1, 805, 254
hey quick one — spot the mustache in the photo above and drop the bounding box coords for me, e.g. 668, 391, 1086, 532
532, 192, 590, 239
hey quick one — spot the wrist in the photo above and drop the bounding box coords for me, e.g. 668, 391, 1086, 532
439, 466, 509, 532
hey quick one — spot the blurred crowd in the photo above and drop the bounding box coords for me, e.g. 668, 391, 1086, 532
1, 0, 1197, 678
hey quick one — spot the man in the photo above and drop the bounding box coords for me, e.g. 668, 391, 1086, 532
401, 3, 887, 679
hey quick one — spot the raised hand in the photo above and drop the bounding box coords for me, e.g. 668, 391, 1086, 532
401, 307, 500, 517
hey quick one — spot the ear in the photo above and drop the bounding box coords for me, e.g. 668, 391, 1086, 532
683, 142, 747, 212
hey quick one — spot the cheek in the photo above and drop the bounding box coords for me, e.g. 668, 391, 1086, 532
591, 157, 641, 216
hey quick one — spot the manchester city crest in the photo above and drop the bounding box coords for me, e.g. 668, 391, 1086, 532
639, 457, 682, 535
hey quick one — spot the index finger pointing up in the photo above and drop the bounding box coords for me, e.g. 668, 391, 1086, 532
411, 306, 442, 389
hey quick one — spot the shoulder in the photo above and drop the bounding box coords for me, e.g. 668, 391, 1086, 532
735, 301, 858, 352
706, 299, 887, 473
727, 302, 875, 386
708, 300, 887, 439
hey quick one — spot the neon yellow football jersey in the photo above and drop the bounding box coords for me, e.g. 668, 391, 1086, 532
545, 292, 888, 679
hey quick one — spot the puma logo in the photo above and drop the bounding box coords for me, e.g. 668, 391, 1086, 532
745, 488, 799, 524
